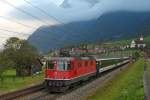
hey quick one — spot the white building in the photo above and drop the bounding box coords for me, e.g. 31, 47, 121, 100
130, 35, 146, 48
130, 40, 136, 48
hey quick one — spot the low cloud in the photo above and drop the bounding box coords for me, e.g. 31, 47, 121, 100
8, 0, 150, 24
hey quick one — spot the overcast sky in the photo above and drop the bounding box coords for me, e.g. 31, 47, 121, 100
0, 0, 150, 48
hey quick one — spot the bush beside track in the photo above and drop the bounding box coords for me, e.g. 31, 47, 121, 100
87, 59, 144, 100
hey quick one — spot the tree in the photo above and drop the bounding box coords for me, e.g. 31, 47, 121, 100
16, 40, 38, 76
0, 52, 15, 81
3, 37, 38, 76
3, 37, 21, 68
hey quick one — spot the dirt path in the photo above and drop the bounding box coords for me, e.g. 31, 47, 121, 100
144, 63, 150, 100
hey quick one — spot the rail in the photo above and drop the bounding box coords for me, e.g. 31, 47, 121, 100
0, 84, 44, 100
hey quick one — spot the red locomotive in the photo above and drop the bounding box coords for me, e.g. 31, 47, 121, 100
44, 56, 130, 92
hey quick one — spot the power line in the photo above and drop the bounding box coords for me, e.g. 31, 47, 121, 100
0, 16, 31, 28
0, 26, 61, 47
23, 0, 60, 24
0, 16, 47, 32
0, 16, 61, 41
0, 0, 50, 25
23, 0, 87, 41
0, 28, 67, 46
2, 0, 85, 42
0, 27, 29, 36
0, 0, 77, 44
1, 0, 88, 47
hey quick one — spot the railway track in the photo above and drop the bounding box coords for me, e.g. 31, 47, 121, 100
0, 84, 44, 100
14, 89, 60, 100
0, 61, 130, 100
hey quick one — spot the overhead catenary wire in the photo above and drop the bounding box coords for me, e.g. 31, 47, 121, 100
23, 0, 61, 24
23, 0, 87, 35
0, 16, 32, 28
0, 27, 29, 36
23, 0, 88, 42
0, 0, 89, 48
0, 16, 56, 36
0, 0, 50, 25
0, 0, 78, 44
0, 27, 63, 48
0, 16, 71, 45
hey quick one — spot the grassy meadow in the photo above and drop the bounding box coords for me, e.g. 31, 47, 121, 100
0, 69, 44, 94
87, 59, 144, 100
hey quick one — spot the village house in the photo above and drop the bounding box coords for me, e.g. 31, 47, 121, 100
130, 35, 146, 48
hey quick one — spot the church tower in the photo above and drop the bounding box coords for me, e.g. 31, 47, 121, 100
139, 34, 144, 41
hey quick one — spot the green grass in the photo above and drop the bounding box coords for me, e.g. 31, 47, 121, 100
0, 69, 44, 94
87, 59, 144, 100
146, 60, 150, 85
107, 39, 131, 46
145, 36, 150, 43
102, 35, 150, 47
110, 35, 150, 45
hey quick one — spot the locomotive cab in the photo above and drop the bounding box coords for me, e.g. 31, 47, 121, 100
45, 60, 73, 80
44, 57, 97, 92
45, 57, 75, 92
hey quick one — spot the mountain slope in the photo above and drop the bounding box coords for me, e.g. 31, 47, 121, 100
28, 11, 150, 52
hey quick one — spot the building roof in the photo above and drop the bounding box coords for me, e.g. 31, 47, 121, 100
135, 39, 145, 44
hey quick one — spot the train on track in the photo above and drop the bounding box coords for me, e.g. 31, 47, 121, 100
44, 56, 130, 92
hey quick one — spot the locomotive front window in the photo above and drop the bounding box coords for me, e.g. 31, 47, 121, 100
67, 62, 71, 70
57, 61, 71, 71
47, 61, 55, 69
58, 62, 65, 70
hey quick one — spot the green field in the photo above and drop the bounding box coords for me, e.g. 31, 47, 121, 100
145, 36, 150, 43
105, 35, 150, 47
87, 59, 144, 100
0, 69, 44, 94
146, 60, 150, 85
